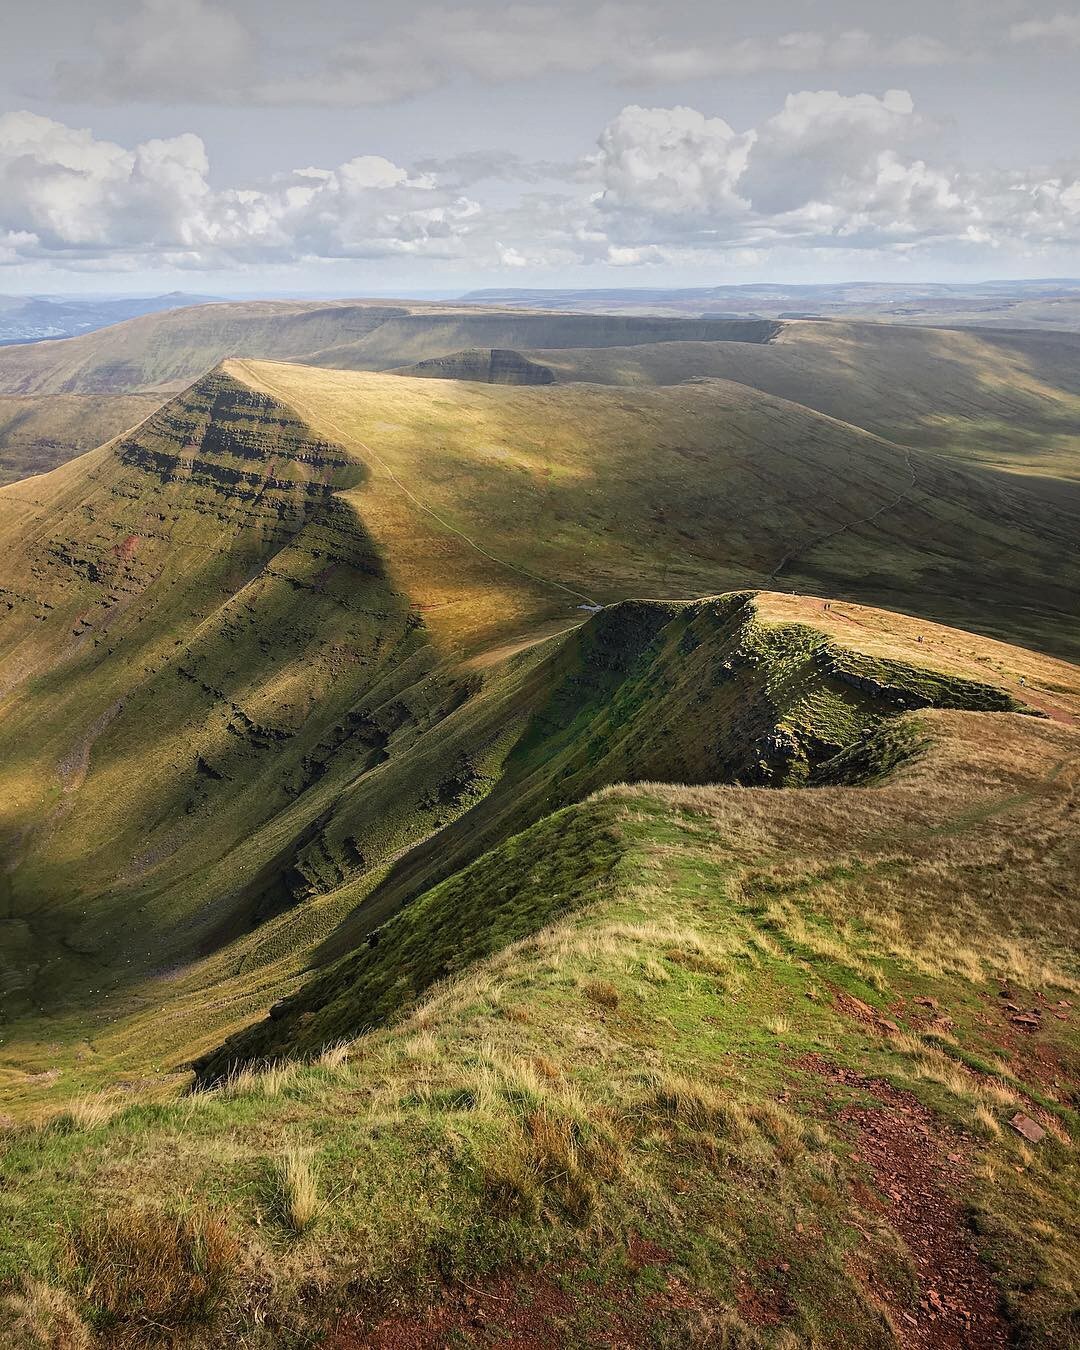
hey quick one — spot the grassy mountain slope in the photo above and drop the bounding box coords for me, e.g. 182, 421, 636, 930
0, 359, 1075, 1029
0, 356, 1077, 1347
0, 303, 775, 399
393, 347, 557, 384
1, 708, 1076, 1348
520, 321, 1080, 483
0, 301, 411, 396
235, 359, 1080, 658
0, 393, 164, 485
301, 313, 777, 372
3, 300, 1078, 496
0, 367, 453, 1023
0, 303, 773, 484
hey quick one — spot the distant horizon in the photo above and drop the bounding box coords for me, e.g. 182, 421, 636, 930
5, 276, 1080, 302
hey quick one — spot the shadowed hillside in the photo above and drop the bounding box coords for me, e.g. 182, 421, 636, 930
0, 300, 411, 395
4, 301, 1080, 497
0, 393, 164, 485
0, 302, 776, 397
394, 347, 556, 384
2, 701, 1076, 1348
237, 359, 1080, 658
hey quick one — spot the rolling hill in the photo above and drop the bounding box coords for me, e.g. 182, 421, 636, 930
0, 345, 1077, 1348
2, 599, 1078, 1345
0, 292, 219, 346
0, 300, 413, 395
461, 279, 1080, 330
0, 302, 775, 397
0, 355, 1076, 1056
400, 322, 1080, 484
3, 299, 1080, 496
0, 393, 164, 485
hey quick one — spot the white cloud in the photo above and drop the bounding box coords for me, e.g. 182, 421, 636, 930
1009, 13, 1080, 46
4, 94, 1080, 278
592, 105, 753, 226
587, 93, 1080, 262
0, 113, 479, 267
56, 0, 256, 103
739, 89, 919, 215
56, 0, 958, 107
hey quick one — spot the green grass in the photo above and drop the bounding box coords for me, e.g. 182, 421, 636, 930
528, 320, 1080, 483
1, 711, 1076, 1345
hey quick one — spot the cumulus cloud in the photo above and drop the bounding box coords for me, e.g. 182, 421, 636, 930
739, 89, 920, 215
4, 94, 1080, 277
589, 106, 754, 241
0, 112, 480, 267
56, 0, 958, 107
589, 93, 1080, 262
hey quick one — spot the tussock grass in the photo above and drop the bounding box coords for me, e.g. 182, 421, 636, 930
47, 1094, 120, 1133
316, 1039, 352, 1070
582, 978, 620, 1010
216, 1059, 296, 1100
271, 1146, 321, 1235
484, 1103, 624, 1225
67, 1207, 239, 1342
648, 1072, 747, 1138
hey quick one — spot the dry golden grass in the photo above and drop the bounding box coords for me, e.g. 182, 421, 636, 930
582, 978, 620, 1010
649, 1072, 746, 1137
484, 1100, 623, 1225
1, 1277, 91, 1350
67, 1207, 239, 1343
619, 709, 1079, 996
755, 590, 1080, 720
51, 1094, 120, 1133
316, 1039, 352, 1071
273, 1146, 320, 1235
216, 1060, 296, 1100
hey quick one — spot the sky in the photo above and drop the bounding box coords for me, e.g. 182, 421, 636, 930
1, 0, 1078, 294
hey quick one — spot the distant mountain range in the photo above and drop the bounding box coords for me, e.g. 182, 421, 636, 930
0, 291, 220, 345
460, 279, 1080, 329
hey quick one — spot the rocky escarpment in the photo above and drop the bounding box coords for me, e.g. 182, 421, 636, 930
393, 348, 557, 385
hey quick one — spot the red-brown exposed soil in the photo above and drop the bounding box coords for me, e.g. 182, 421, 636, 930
798, 1055, 1009, 1350
324, 1244, 722, 1349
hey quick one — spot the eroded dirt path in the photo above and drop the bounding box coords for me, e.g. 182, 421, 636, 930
800, 1056, 1009, 1350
